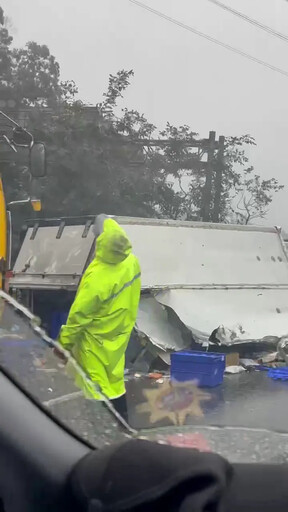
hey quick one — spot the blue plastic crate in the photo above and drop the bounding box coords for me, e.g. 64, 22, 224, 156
268, 367, 288, 381
171, 351, 226, 387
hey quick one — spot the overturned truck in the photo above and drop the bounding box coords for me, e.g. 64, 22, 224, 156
9, 216, 288, 367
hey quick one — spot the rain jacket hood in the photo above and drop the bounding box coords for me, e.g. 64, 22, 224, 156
96, 218, 132, 264
59, 217, 141, 401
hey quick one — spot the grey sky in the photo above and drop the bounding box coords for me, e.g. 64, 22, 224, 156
2, 0, 288, 227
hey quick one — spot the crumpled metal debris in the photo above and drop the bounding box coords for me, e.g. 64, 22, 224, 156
277, 336, 288, 363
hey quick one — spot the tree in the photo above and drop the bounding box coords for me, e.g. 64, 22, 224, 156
0, 4, 283, 227
0, 7, 13, 94
228, 168, 284, 225
29, 71, 166, 218
152, 129, 284, 224
37, 74, 282, 223
0, 8, 77, 107
217, 135, 283, 224
100, 69, 135, 117
12, 42, 77, 107
153, 123, 203, 220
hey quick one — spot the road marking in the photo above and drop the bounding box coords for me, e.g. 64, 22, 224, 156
36, 368, 58, 373
43, 391, 83, 407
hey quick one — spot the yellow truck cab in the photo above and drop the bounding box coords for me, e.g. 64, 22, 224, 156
0, 109, 46, 290
0, 177, 6, 290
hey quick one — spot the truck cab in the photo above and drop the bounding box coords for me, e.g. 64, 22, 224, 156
0, 109, 46, 290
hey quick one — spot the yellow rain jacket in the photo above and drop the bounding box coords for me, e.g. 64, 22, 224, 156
58, 218, 141, 400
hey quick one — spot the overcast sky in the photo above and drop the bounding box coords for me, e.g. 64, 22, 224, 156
2, 0, 288, 227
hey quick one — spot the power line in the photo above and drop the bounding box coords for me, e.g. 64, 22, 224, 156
128, 0, 288, 78
206, 0, 288, 43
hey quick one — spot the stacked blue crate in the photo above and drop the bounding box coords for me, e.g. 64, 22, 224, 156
171, 351, 226, 387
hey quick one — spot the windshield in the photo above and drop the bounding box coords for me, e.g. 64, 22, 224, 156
1, 0, 288, 464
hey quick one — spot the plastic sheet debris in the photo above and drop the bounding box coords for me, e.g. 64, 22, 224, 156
254, 365, 270, 372
268, 367, 288, 381
225, 365, 246, 374
258, 352, 278, 364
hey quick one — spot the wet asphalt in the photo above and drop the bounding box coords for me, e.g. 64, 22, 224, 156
2, 323, 288, 462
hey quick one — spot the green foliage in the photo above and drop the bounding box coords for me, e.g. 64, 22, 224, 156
12, 42, 77, 106
153, 130, 284, 224
100, 69, 134, 115
228, 169, 284, 224
219, 136, 283, 224
0, 15, 77, 107
0, 9, 13, 89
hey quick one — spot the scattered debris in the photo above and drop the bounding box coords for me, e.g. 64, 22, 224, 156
258, 352, 278, 364
240, 358, 258, 368
149, 372, 163, 380
33, 357, 44, 368
225, 353, 239, 367
225, 365, 246, 374
268, 367, 288, 381
278, 337, 288, 363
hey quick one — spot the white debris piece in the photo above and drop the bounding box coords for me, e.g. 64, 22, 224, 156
225, 365, 246, 374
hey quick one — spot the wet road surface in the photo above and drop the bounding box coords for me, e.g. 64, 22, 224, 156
2, 311, 288, 462
126, 371, 288, 432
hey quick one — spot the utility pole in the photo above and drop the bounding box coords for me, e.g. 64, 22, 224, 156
201, 131, 215, 222
122, 130, 225, 223
212, 135, 225, 223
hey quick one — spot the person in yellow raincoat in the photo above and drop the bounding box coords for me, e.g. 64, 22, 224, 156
58, 215, 141, 418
